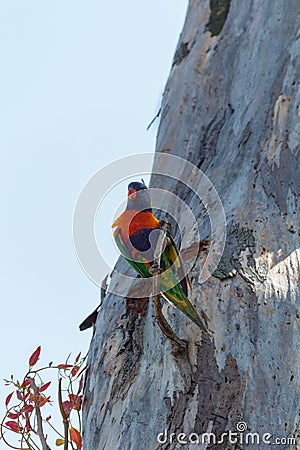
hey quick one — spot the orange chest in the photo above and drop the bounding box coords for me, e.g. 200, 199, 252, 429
113, 210, 159, 241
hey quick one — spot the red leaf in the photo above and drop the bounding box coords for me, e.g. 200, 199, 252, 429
75, 352, 81, 364
62, 400, 72, 417
5, 421, 22, 433
29, 346, 41, 367
22, 379, 31, 388
7, 412, 19, 419
5, 392, 14, 407
71, 366, 80, 377
16, 391, 23, 401
28, 394, 36, 404
23, 391, 30, 401
70, 427, 82, 450
57, 364, 73, 370
69, 394, 82, 411
77, 375, 84, 394
25, 413, 31, 432
39, 381, 51, 392
45, 415, 51, 421
39, 395, 51, 407
22, 404, 34, 414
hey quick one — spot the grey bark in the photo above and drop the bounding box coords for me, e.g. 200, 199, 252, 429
83, 1, 300, 449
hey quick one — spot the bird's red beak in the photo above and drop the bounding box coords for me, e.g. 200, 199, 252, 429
128, 187, 137, 200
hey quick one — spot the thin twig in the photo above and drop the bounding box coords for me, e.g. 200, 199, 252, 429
146, 108, 161, 131
27, 378, 51, 450
151, 222, 187, 353
46, 420, 64, 439
58, 378, 69, 450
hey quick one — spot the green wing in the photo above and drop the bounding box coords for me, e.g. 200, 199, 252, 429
113, 229, 151, 278
163, 233, 189, 294
159, 236, 207, 330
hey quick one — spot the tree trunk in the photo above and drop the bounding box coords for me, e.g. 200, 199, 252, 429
83, 1, 300, 449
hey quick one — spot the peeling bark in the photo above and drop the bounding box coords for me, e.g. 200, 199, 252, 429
83, 1, 300, 449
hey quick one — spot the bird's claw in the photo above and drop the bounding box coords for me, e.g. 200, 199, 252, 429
150, 262, 161, 274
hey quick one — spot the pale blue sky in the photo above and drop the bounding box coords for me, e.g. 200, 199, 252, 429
0, 0, 187, 445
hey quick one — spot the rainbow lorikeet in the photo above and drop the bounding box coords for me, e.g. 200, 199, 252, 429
112, 181, 207, 331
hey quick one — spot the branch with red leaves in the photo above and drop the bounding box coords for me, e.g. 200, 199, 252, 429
1, 346, 86, 450
27, 378, 50, 450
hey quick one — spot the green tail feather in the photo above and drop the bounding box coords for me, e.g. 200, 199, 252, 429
161, 286, 206, 330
